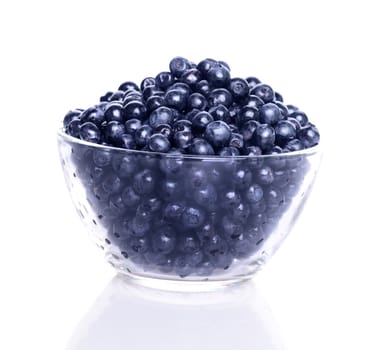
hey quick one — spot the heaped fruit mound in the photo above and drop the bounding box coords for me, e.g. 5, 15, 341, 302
62, 57, 320, 278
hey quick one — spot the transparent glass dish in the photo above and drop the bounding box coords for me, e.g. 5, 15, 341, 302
57, 129, 321, 290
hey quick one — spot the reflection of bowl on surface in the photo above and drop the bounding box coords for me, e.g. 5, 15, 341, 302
58, 129, 321, 289
66, 275, 286, 350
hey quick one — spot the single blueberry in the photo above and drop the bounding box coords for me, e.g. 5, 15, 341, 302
118, 81, 140, 92
259, 103, 281, 125
116, 133, 136, 149
289, 111, 308, 126
246, 77, 261, 89
220, 190, 241, 210
245, 95, 264, 109
193, 183, 217, 208
102, 173, 122, 194
173, 130, 193, 149
222, 215, 244, 240
208, 88, 233, 108
187, 92, 208, 111
180, 68, 202, 87
155, 71, 175, 90
186, 251, 204, 267
149, 106, 174, 128
229, 132, 244, 149
140, 77, 156, 91
160, 179, 183, 201
195, 80, 211, 97
164, 89, 187, 111
104, 102, 125, 123
237, 106, 259, 126
275, 120, 297, 147
197, 58, 217, 75
154, 124, 173, 139
132, 169, 156, 196
173, 256, 193, 278
286, 104, 299, 115
206, 63, 231, 87
208, 105, 231, 124
181, 206, 205, 228
146, 95, 165, 112
250, 83, 274, 102
188, 138, 215, 155
79, 122, 101, 143
112, 155, 137, 178
274, 101, 289, 118
134, 125, 153, 147
245, 183, 264, 204
228, 78, 249, 100
252, 124, 275, 151
179, 234, 200, 254
163, 202, 186, 222
255, 165, 274, 185
240, 120, 260, 144
232, 202, 251, 223
204, 121, 232, 149
172, 119, 192, 133
232, 167, 253, 189
93, 148, 112, 167
298, 124, 320, 148
124, 101, 147, 121
159, 149, 184, 176
152, 226, 176, 254
125, 118, 142, 135
169, 82, 192, 98
192, 111, 214, 133
169, 56, 190, 77
103, 121, 126, 144
148, 133, 171, 153
218, 146, 240, 156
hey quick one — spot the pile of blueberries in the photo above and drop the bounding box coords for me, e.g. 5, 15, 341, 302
63, 57, 320, 277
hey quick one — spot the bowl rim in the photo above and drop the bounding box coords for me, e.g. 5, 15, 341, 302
57, 127, 321, 160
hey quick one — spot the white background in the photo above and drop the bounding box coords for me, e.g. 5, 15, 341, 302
0, 0, 378, 349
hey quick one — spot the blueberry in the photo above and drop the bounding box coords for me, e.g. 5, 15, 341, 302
237, 106, 259, 125
121, 186, 141, 207
252, 124, 275, 151
134, 125, 153, 147
160, 179, 183, 201
169, 82, 191, 97
130, 217, 150, 237
118, 81, 140, 92
127, 237, 149, 254
206, 63, 230, 87
109, 91, 125, 101
140, 77, 156, 90
100, 92, 113, 102
187, 92, 208, 111
255, 165, 274, 185
79, 122, 101, 143
275, 120, 296, 147
186, 251, 204, 267
204, 121, 232, 149
240, 120, 260, 144
193, 183, 217, 208
169, 56, 190, 77
197, 58, 217, 75
179, 234, 200, 254
195, 80, 211, 96
146, 95, 165, 112
286, 104, 299, 115
222, 216, 244, 240
265, 146, 286, 169
265, 186, 284, 209
259, 103, 281, 125
93, 148, 112, 167
245, 183, 264, 204
135, 202, 155, 222
124, 101, 147, 121
152, 226, 176, 254
229, 132, 244, 149
218, 146, 240, 156
228, 78, 249, 100
125, 118, 142, 135
112, 155, 137, 178
104, 103, 124, 123
283, 138, 304, 152
159, 149, 184, 176
245, 95, 265, 109
155, 71, 175, 90
82, 107, 106, 126
197, 260, 214, 276
275, 101, 289, 118
181, 206, 205, 228
103, 121, 126, 144
250, 83, 274, 102
63, 109, 82, 129
232, 167, 253, 189
232, 202, 251, 222
192, 111, 214, 132
186, 167, 208, 190
188, 138, 215, 155
164, 89, 187, 110
149, 106, 174, 128
154, 124, 173, 139
289, 111, 308, 126
163, 202, 186, 222
208, 88, 233, 108
184, 109, 200, 122
172, 119, 192, 133
116, 134, 136, 149
173, 256, 193, 278
287, 117, 302, 132
180, 68, 202, 87
132, 169, 155, 196
221, 190, 241, 210
148, 134, 170, 153
208, 105, 231, 124
298, 124, 320, 148
142, 86, 162, 100
102, 173, 122, 194
173, 130, 193, 149
203, 235, 232, 269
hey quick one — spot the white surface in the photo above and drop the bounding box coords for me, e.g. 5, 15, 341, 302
0, 0, 378, 349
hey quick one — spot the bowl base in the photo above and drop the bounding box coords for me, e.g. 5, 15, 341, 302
113, 267, 258, 293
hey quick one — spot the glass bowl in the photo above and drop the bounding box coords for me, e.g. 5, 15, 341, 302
57, 129, 321, 290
